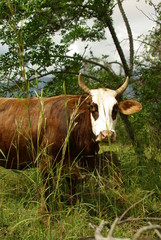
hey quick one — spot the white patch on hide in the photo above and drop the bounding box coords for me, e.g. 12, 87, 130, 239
90, 88, 118, 138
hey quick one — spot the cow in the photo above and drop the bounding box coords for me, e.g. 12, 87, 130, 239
0, 73, 142, 208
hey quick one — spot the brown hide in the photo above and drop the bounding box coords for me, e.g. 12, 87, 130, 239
0, 95, 98, 170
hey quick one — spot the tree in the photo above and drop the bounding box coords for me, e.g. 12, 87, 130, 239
0, 0, 147, 159
134, 2, 161, 146
0, 0, 135, 98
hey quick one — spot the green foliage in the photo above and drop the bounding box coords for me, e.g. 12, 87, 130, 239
134, 2, 161, 145
0, 137, 160, 239
0, 1, 160, 238
125, 2, 161, 167
133, 65, 161, 150
0, 0, 116, 96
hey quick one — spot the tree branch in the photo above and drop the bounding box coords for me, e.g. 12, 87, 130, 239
117, 0, 134, 75
132, 225, 161, 240
50, 55, 114, 72
118, 217, 161, 225
118, 191, 155, 222
148, 222, 161, 239
28, 69, 102, 83
105, 17, 129, 76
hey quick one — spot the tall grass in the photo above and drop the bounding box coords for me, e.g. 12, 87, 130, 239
0, 134, 160, 239
0, 2, 160, 238
0, 79, 160, 239
0, 85, 160, 239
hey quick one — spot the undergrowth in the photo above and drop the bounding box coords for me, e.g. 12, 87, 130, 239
0, 73, 160, 239
0, 133, 160, 239
0, 2, 160, 239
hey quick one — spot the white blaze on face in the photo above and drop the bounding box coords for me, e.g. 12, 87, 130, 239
90, 88, 118, 141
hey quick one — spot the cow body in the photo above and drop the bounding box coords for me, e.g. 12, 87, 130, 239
0, 74, 142, 208
0, 95, 98, 170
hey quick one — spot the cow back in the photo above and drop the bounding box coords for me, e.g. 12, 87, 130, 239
0, 95, 98, 170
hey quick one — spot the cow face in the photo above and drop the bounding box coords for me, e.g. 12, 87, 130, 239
78, 73, 142, 143
90, 88, 118, 142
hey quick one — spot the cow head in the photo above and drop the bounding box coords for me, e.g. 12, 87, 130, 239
78, 73, 142, 142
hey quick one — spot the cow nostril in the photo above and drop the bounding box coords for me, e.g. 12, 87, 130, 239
101, 130, 108, 139
96, 130, 116, 142
110, 131, 116, 141
102, 130, 116, 141
110, 131, 114, 137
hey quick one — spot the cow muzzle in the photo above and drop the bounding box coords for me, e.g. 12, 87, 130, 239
96, 130, 116, 143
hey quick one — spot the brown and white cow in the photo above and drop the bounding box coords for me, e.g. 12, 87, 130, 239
0, 73, 142, 205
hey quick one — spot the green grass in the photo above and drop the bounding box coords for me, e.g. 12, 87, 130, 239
0, 138, 160, 240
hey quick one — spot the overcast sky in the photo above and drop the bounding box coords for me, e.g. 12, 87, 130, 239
68, 0, 160, 65
0, 0, 160, 64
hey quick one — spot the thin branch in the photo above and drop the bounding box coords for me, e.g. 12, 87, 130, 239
117, 0, 134, 75
119, 217, 161, 225
27, 55, 115, 83
109, 61, 123, 67
108, 217, 119, 238
136, 6, 156, 23
92, 219, 161, 240
83, 192, 160, 240
94, 219, 131, 240
51, 55, 113, 72
119, 38, 158, 51
53, 71, 101, 82
94, 220, 108, 239
132, 225, 161, 240
148, 222, 161, 239
105, 17, 129, 76
118, 191, 155, 222
28, 69, 102, 83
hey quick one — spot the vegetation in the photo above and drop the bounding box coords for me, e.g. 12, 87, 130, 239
0, 0, 160, 239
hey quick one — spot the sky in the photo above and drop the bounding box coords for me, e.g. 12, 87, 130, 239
0, 0, 160, 66
68, 0, 160, 68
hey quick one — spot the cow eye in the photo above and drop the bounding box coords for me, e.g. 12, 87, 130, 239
112, 104, 118, 120
90, 103, 99, 121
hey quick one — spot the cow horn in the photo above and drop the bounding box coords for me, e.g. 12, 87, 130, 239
78, 73, 91, 94
115, 76, 129, 96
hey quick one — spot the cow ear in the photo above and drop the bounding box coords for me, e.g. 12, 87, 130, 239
118, 100, 142, 115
